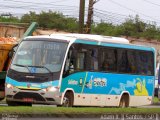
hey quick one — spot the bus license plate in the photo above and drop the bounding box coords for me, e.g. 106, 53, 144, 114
23, 98, 33, 102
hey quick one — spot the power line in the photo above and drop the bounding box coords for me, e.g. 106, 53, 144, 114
94, 8, 160, 25
94, 8, 128, 17
93, 12, 125, 24
108, 0, 160, 23
0, 4, 79, 12
1, 0, 160, 25
142, 0, 160, 7
1, 1, 80, 15
93, 10, 128, 21
4, 0, 72, 4
94, 11, 125, 21
50, 0, 72, 4
3, 0, 78, 8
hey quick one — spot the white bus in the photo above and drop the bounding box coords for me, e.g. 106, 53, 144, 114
5, 34, 155, 107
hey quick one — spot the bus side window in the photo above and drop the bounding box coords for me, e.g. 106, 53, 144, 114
117, 49, 128, 73
102, 48, 116, 72
147, 52, 154, 75
136, 51, 154, 75
77, 48, 98, 71
127, 51, 137, 74
91, 49, 98, 71
63, 47, 77, 77
76, 52, 85, 70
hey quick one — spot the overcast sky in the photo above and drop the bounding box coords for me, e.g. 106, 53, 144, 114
1, 0, 160, 25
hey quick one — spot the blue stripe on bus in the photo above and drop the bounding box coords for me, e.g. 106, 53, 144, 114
75, 39, 155, 52
60, 72, 155, 96
6, 76, 59, 89
101, 42, 155, 52
75, 39, 98, 45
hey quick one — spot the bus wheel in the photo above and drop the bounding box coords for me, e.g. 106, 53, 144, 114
119, 94, 129, 108
7, 100, 32, 106
0, 98, 4, 101
19, 102, 32, 106
62, 91, 74, 107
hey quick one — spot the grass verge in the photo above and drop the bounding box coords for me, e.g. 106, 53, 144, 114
153, 97, 159, 104
0, 107, 160, 115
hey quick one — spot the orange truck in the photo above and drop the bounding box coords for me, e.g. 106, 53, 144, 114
0, 37, 17, 100
0, 22, 38, 100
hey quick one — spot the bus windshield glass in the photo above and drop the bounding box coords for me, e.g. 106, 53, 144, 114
11, 40, 68, 73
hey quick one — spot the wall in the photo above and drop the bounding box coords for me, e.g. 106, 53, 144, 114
0, 24, 26, 39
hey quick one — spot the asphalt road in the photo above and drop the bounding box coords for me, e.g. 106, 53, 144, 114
18, 118, 101, 120
17, 117, 159, 120
18, 118, 158, 120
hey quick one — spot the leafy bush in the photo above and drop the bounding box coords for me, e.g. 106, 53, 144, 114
1, 11, 160, 40
92, 15, 160, 40
0, 16, 19, 23
20, 11, 78, 32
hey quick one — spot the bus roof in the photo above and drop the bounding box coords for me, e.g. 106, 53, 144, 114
49, 33, 130, 44
24, 34, 155, 52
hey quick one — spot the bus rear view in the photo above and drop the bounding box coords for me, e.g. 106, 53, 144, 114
5, 36, 68, 106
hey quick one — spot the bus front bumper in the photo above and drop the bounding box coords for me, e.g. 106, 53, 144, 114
5, 86, 62, 105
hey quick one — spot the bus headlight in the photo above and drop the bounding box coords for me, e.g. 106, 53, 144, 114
6, 84, 14, 89
42, 86, 59, 92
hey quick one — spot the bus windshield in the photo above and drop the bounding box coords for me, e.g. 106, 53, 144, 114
11, 40, 68, 73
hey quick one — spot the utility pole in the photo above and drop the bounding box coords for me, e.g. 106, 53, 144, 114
85, 0, 99, 34
79, 0, 85, 33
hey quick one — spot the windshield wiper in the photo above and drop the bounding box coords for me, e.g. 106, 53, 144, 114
13, 64, 52, 74
13, 64, 31, 73
28, 65, 52, 73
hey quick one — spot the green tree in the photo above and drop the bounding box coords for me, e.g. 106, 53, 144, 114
65, 17, 78, 32
0, 16, 19, 23
92, 22, 114, 36
20, 10, 79, 32
19, 11, 160, 40
142, 23, 158, 40
120, 15, 146, 38
21, 11, 38, 23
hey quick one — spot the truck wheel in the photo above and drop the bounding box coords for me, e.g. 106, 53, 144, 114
62, 92, 74, 107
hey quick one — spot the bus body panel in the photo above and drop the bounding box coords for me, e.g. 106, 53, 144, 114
72, 94, 152, 106
60, 72, 154, 106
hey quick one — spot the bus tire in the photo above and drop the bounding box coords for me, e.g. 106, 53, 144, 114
7, 100, 32, 106
62, 91, 74, 107
19, 102, 32, 106
6, 100, 18, 106
57, 105, 62, 107
119, 94, 129, 108
0, 98, 4, 101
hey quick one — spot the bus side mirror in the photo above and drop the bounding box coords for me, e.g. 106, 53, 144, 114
69, 63, 74, 73
8, 50, 14, 58
8, 44, 18, 58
